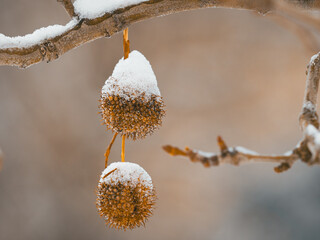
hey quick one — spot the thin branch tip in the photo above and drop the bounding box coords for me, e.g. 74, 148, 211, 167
217, 136, 228, 152
163, 138, 299, 172
162, 145, 188, 156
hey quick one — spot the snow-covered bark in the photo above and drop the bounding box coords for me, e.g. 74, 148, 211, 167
0, 0, 319, 68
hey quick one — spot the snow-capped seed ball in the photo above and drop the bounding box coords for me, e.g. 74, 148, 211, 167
100, 50, 165, 140
96, 162, 156, 230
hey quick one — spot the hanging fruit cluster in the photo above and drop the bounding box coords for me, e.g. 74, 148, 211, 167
96, 28, 165, 230
99, 50, 165, 140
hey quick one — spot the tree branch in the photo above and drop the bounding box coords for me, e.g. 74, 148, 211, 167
0, 0, 319, 68
299, 53, 320, 130
163, 137, 296, 173
163, 52, 320, 173
57, 0, 76, 18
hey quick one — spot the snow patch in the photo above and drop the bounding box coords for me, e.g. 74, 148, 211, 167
101, 50, 161, 100
0, 19, 78, 49
195, 150, 216, 158
303, 101, 315, 111
100, 162, 153, 189
305, 124, 320, 145
235, 146, 258, 155
284, 150, 293, 156
310, 53, 320, 66
74, 0, 148, 19
305, 125, 320, 159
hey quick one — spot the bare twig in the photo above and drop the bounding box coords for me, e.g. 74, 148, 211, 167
163, 136, 296, 173
57, 0, 75, 18
0, 0, 319, 68
164, 52, 320, 173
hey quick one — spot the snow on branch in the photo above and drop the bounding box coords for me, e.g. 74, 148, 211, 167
163, 137, 296, 173
0, 0, 319, 68
163, 52, 320, 173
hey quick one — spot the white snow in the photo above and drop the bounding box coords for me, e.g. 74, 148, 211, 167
235, 146, 259, 155
100, 162, 153, 189
305, 125, 320, 145
305, 125, 320, 159
101, 50, 161, 100
284, 150, 293, 156
74, 0, 148, 19
310, 53, 320, 66
0, 19, 78, 49
195, 150, 216, 158
195, 147, 259, 158
303, 101, 315, 111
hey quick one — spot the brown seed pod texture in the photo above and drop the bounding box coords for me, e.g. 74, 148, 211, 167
96, 162, 156, 230
100, 84, 165, 140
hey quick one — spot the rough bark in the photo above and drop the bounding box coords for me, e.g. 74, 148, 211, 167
0, 0, 319, 68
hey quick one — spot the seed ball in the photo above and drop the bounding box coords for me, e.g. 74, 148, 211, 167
96, 162, 156, 230
99, 50, 166, 140
100, 89, 165, 140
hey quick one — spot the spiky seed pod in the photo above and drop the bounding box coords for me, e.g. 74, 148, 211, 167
96, 162, 156, 230
100, 90, 165, 140
100, 50, 165, 140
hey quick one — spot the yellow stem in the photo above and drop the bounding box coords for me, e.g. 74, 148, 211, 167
104, 132, 118, 168
121, 135, 126, 162
123, 28, 130, 59
103, 168, 118, 179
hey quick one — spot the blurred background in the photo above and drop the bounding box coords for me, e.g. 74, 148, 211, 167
1, 1, 320, 240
